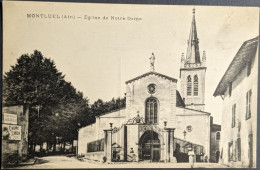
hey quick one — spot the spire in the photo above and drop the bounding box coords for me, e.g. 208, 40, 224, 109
186, 8, 201, 64
149, 53, 155, 71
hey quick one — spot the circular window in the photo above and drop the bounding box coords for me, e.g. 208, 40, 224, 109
147, 84, 156, 94
186, 125, 192, 132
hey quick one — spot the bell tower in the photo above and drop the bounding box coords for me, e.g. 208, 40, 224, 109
180, 9, 207, 111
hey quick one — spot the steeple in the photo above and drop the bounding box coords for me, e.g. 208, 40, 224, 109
186, 8, 201, 64
179, 8, 207, 111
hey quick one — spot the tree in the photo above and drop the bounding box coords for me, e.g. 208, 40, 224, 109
90, 97, 126, 119
3, 50, 91, 154
3, 50, 64, 108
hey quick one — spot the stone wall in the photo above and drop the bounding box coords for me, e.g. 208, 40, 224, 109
98, 109, 125, 140
125, 74, 177, 129
175, 107, 211, 160
2, 105, 29, 164
180, 68, 206, 111
126, 125, 139, 161
78, 109, 126, 157
85, 152, 105, 162
210, 131, 220, 162
78, 123, 96, 155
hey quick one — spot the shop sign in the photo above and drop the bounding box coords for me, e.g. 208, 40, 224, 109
3, 113, 17, 125
2, 124, 21, 141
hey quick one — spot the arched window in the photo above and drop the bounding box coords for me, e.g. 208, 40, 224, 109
145, 98, 158, 124
194, 75, 198, 96
216, 131, 220, 141
187, 75, 192, 96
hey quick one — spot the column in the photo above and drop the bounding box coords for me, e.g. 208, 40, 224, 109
164, 128, 177, 163
104, 129, 112, 162
169, 129, 177, 163
164, 129, 169, 162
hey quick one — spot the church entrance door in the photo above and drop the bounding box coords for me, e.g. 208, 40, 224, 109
140, 131, 161, 162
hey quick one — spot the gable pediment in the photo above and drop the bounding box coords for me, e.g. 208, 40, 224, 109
125, 71, 177, 84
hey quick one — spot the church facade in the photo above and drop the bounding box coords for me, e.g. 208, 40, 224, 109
78, 9, 219, 163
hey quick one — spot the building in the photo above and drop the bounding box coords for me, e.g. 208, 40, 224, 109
210, 123, 221, 163
213, 37, 258, 168
2, 105, 29, 167
78, 9, 220, 163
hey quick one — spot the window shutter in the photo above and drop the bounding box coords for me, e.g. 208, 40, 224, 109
247, 61, 251, 76
237, 138, 241, 161
229, 83, 232, 96
193, 75, 198, 96
187, 76, 192, 96
246, 92, 248, 120
249, 90, 252, 118
234, 104, 236, 127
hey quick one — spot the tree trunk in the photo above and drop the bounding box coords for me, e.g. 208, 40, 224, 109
46, 142, 49, 154
33, 144, 36, 153
71, 141, 74, 153
29, 143, 32, 154
40, 142, 43, 152
63, 141, 66, 153
53, 136, 56, 153
49, 143, 53, 154
53, 143, 56, 153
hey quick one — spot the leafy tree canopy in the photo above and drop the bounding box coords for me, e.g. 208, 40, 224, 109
3, 50, 64, 107
3, 50, 126, 150
3, 50, 90, 145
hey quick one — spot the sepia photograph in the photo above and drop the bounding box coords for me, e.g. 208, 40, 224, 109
2, 1, 259, 169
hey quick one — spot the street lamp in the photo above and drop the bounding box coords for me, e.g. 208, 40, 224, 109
76, 122, 81, 155
136, 111, 140, 123
109, 123, 113, 129
109, 123, 113, 161
183, 130, 187, 140
164, 121, 167, 127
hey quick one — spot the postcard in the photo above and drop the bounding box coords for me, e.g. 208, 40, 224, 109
2, 1, 259, 168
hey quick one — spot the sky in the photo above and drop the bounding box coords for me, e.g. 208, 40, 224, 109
3, 1, 259, 124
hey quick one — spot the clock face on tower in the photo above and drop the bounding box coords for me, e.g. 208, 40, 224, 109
147, 84, 156, 94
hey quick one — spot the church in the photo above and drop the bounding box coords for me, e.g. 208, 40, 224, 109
78, 9, 220, 163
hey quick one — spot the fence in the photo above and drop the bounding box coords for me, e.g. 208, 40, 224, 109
87, 138, 104, 152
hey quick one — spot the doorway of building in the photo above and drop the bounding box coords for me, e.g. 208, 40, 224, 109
139, 131, 161, 162
216, 150, 220, 163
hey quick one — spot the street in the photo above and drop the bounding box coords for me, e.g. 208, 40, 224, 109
13, 155, 230, 169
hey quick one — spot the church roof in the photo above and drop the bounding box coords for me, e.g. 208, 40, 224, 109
211, 124, 221, 131
186, 9, 201, 64
125, 71, 177, 84
176, 90, 185, 107
177, 107, 211, 116
97, 107, 126, 117
213, 36, 258, 96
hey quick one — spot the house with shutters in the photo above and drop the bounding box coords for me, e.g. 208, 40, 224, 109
213, 36, 258, 168
78, 9, 220, 163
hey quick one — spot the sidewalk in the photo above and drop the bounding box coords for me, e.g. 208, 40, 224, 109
19, 158, 38, 166
3, 157, 37, 169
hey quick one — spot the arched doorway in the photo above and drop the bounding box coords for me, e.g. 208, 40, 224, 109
139, 131, 161, 162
